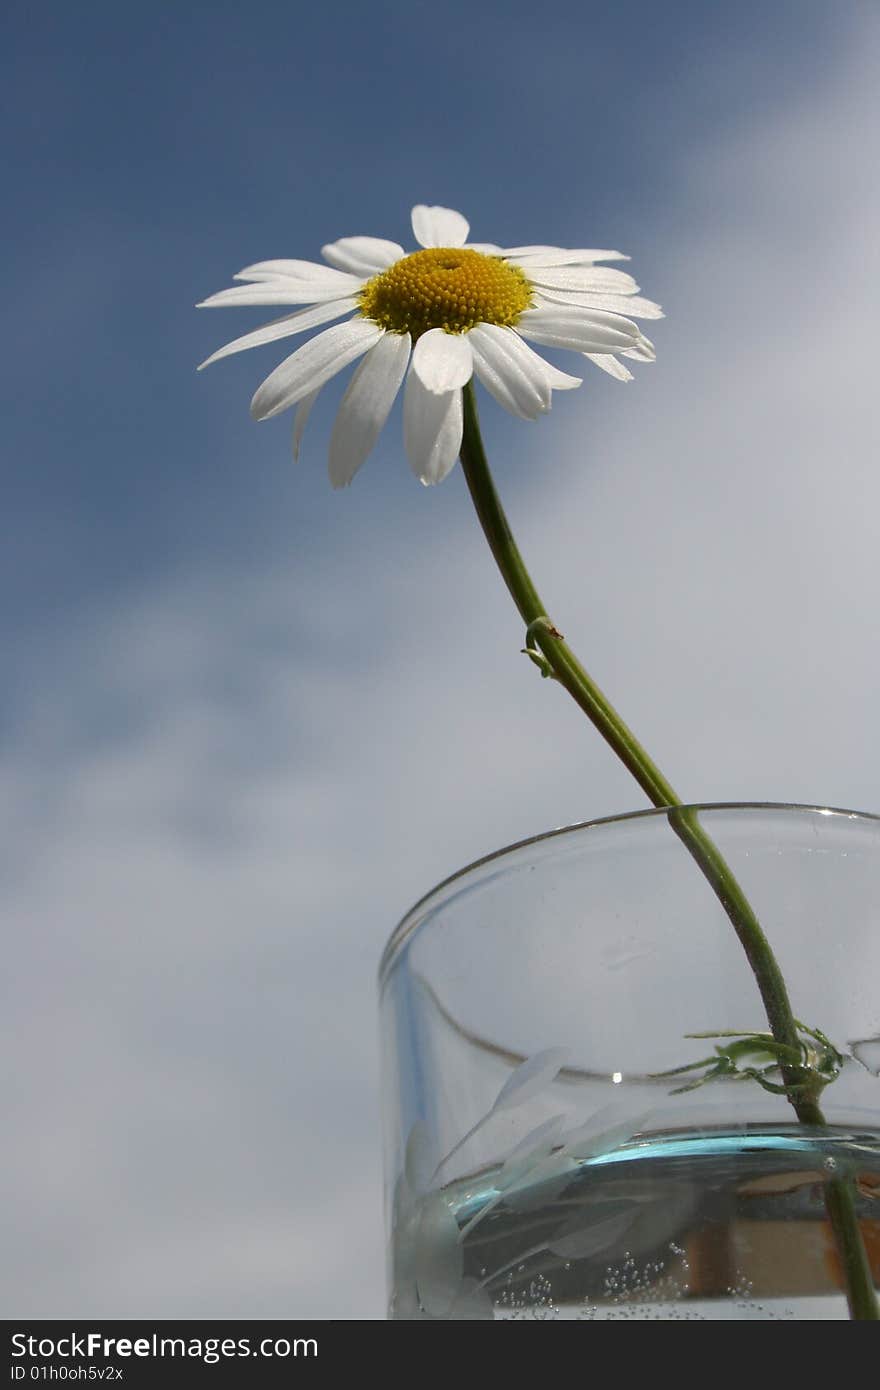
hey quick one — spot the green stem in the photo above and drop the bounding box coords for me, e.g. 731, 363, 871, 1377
458, 380, 878, 1320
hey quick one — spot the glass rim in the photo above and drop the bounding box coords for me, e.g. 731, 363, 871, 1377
378, 800, 880, 985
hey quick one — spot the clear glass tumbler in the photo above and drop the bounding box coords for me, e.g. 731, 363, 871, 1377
379, 804, 880, 1319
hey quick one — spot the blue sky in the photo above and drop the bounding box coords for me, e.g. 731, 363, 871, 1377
3, 0, 879, 1319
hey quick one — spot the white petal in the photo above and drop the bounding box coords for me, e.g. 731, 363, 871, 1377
233, 259, 360, 286
198, 280, 361, 308
505, 247, 629, 265
250, 318, 383, 421
584, 353, 634, 383
232, 269, 304, 283
538, 358, 583, 391
469, 324, 575, 420
469, 328, 546, 420
411, 329, 473, 393
621, 333, 656, 361
411, 204, 470, 249
328, 332, 411, 488
292, 388, 321, 460
198, 298, 357, 370
518, 305, 639, 353
525, 266, 639, 295
402, 371, 463, 485
534, 288, 664, 320
321, 237, 405, 276
501, 246, 562, 258
464, 242, 504, 255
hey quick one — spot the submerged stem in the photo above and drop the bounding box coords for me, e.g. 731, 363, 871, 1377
457, 379, 878, 1320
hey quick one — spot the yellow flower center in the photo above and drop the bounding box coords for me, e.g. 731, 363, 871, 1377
359, 247, 533, 339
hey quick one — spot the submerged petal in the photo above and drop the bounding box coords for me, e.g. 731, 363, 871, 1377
328, 332, 411, 488
402, 371, 463, 485
250, 318, 384, 420
411, 205, 470, 249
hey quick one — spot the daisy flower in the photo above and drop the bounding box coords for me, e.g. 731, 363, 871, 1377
198, 204, 661, 488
